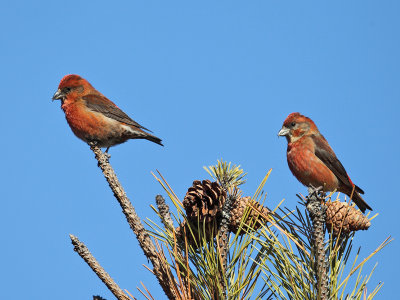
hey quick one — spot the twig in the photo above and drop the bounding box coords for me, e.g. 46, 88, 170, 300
218, 192, 236, 269
306, 187, 329, 300
216, 189, 238, 297
70, 234, 130, 300
89, 144, 176, 299
155, 195, 174, 230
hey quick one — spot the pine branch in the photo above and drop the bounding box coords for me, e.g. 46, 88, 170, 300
217, 190, 239, 298
155, 194, 174, 230
306, 187, 329, 300
70, 235, 130, 300
218, 192, 236, 270
88, 144, 177, 299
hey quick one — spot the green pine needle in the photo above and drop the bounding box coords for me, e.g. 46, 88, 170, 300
204, 159, 247, 189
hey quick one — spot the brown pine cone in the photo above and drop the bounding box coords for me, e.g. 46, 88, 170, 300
230, 196, 270, 234
178, 195, 272, 248
182, 180, 226, 223
325, 201, 371, 235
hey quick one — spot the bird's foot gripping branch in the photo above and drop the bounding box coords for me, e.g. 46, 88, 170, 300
88, 141, 111, 161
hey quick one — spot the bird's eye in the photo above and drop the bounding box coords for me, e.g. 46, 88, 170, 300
64, 87, 71, 93
291, 122, 296, 127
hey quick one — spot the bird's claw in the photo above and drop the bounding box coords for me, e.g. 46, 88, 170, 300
88, 141, 98, 147
307, 185, 324, 199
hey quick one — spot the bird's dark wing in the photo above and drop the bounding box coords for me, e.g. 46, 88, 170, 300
311, 134, 364, 194
82, 94, 152, 132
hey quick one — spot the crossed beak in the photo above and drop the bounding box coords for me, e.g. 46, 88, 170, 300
278, 126, 290, 137
52, 89, 65, 101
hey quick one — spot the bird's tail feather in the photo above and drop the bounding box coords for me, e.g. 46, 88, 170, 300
127, 127, 163, 146
350, 191, 372, 213
143, 133, 163, 146
355, 184, 364, 194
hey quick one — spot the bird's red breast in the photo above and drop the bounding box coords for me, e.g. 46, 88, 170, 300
287, 136, 339, 191
62, 97, 113, 142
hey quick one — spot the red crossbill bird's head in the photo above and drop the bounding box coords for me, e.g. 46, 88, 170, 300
278, 112, 318, 142
52, 74, 92, 102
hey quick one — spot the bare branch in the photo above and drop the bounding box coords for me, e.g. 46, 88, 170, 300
306, 187, 329, 300
155, 194, 174, 230
70, 234, 130, 300
89, 144, 176, 299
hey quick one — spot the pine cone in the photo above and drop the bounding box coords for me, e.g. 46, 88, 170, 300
325, 201, 371, 235
230, 196, 270, 234
183, 180, 226, 223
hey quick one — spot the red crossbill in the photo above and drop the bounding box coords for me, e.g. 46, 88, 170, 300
278, 112, 372, 213
52, 74, 163, 151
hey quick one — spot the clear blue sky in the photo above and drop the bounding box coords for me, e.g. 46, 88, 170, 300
1, 1, 398, 299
